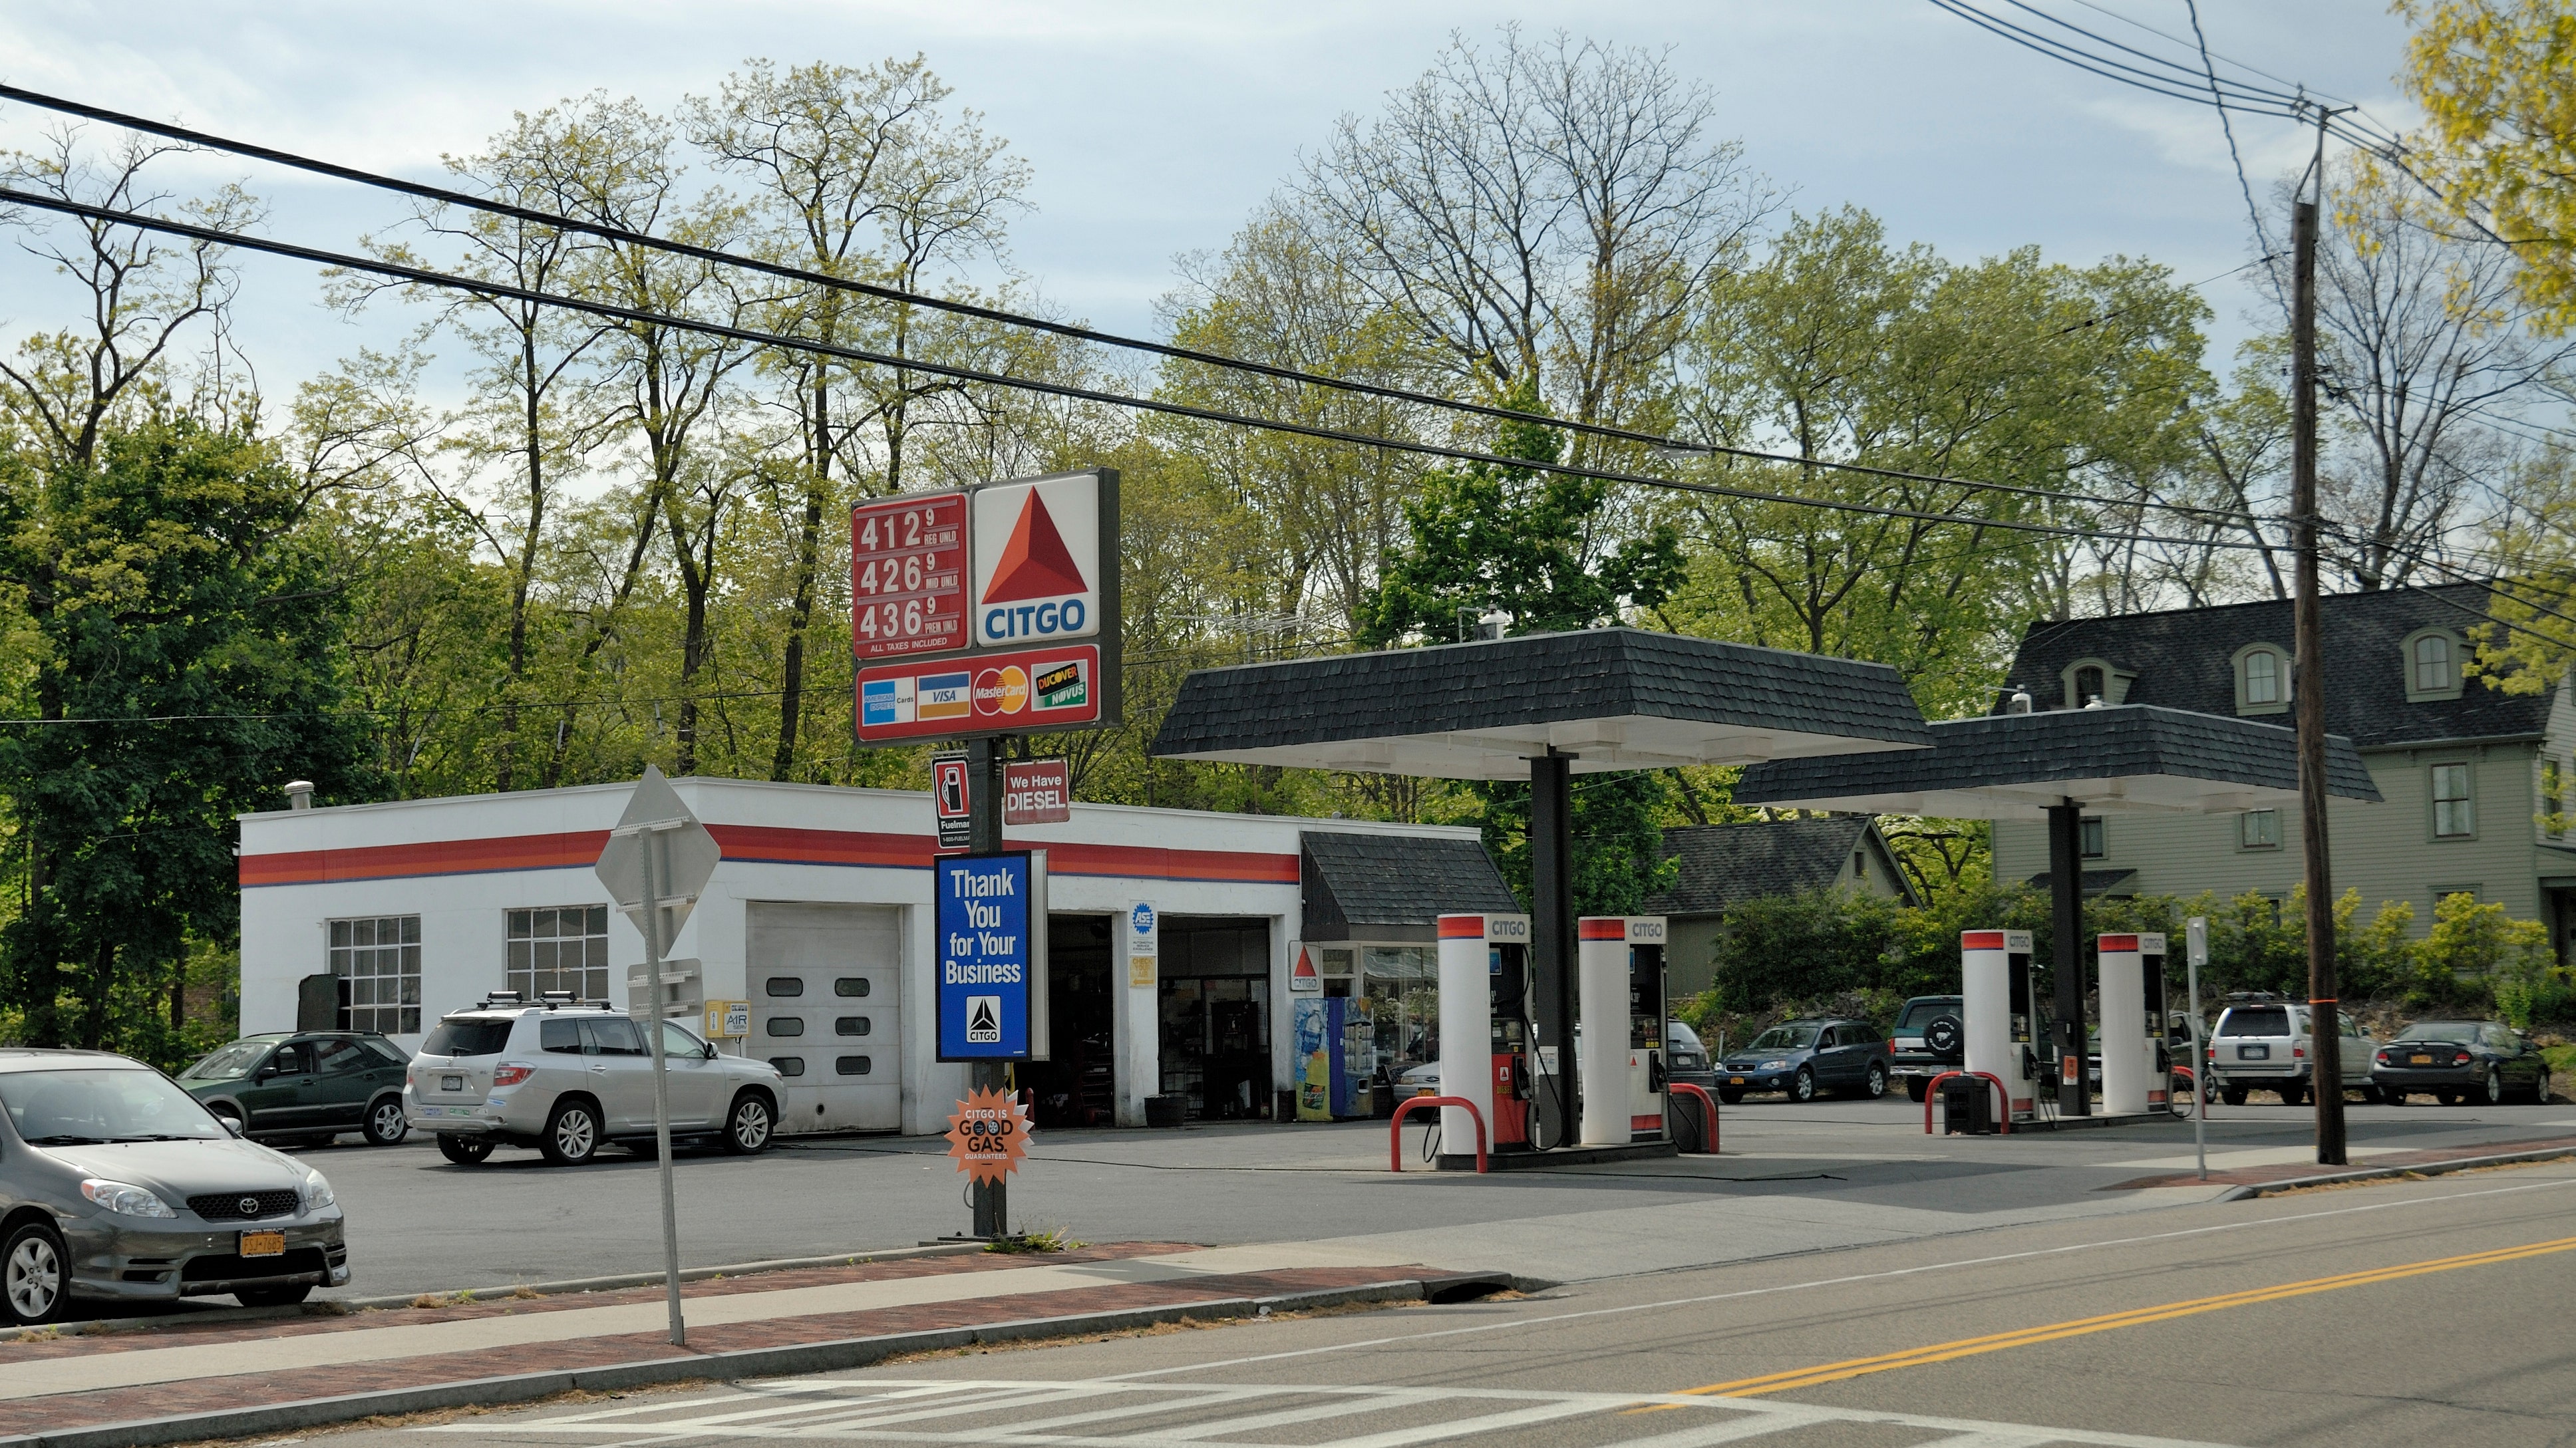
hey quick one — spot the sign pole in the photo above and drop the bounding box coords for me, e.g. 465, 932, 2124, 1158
639, 828, 685, 1346
2186, 917, 2209, 1182
967, 733, 1009, 1240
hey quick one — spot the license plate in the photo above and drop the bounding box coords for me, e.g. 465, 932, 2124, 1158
2239, 1044, 2269, 1060
442, 1075, 463, 1091
240, 1230, 285, 1258
1728, 1076, 1744, 1085
2411, 1054, 2432, 1064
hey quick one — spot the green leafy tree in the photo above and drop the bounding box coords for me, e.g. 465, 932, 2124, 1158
0, 417, 375, 1054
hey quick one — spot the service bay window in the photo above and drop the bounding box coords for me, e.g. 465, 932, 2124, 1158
508, 905, 611, 1001
2432, 763, 2475, 838
2239, 809, 2281, 849
331, 915, 420, 1034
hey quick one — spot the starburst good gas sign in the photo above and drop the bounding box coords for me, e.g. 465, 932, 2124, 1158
852, 470, 1120, 744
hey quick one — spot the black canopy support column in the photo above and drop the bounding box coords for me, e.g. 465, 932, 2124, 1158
2047, 799, 2089, 1117
1529, 752, 1576, 1149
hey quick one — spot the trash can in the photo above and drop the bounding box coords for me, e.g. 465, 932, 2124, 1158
1144, 1093, 1186, 1128
1939, 1076, 1995, 1135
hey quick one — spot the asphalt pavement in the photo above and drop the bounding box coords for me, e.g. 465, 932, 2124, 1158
297, 1156, 2576, 1447
227, 1093, 2576, 1299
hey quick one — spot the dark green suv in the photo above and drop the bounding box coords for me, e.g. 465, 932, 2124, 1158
178, 1033, 413, 1147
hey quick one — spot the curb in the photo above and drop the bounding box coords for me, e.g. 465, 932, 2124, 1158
0, 1272, 1519, 1448
2218, 1143, 2576, 1200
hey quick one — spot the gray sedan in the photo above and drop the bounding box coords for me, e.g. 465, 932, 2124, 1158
0, 1050, 349, 1325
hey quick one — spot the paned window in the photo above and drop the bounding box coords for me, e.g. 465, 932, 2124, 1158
2073, 664, 2105, 706
2414, 633, 2454, 692
2243, 650, 2281, 705
507, 906, 609, 1002
2239, 810, 2281, 849
2432, 763, 2475, 837
331, 916, 420, 1034
2546, 760, 2565, 840
2079, 817, 2106, 859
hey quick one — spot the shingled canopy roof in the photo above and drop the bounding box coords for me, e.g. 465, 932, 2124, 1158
1148, 628, 1931, 780
1732, 705, 2382, 819
1300, 831, 1520, 943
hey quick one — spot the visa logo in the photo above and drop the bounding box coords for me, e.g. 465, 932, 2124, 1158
917, 672, 972, 720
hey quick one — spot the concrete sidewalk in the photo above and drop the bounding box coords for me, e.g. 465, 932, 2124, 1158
0, 1240, 1497, 1447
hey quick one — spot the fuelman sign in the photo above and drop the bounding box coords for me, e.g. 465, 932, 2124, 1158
852, 470, 1120, 744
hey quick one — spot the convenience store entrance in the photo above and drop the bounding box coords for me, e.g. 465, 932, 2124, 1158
1158, 917, 1272, 1120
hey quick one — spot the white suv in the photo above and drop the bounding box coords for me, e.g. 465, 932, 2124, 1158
406, 995, 784, 1166
2203, 998, 2378, 1106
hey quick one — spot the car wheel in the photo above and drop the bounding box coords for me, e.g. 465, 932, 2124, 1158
234, 1284, 313, 1308
542, 1100, 601, 1165
723, 1092, 774, 1155
362, 1097, 408, 1147
1790, 1068, 1817, 1103
1860, 1062, 1888, 1100
1904, 1078, 1927, 1103
2221, 1087, 2248, 1107
2533, 1070, 2553, 1105
2480, 1068, 2505, 1106
436, 1133, 495, 1166
1718, 1088, 1746, 1105
1, 1221, 68, 1327
2380, 1087, 2405, 1106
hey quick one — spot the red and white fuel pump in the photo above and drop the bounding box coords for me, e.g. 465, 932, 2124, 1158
1961, 929, 2038, 1123
1437, 913, 1533, 1153
1579, 916, 1668, 1146
2099, 932, 2172, 1115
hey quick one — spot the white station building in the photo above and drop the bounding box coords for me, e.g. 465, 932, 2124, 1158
236, 779, 1515, 1136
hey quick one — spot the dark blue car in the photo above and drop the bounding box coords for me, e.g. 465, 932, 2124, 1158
1717, 1017, 1892, 1103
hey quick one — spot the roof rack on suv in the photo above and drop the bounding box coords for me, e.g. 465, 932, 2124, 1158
2221, 991, 2286, 1004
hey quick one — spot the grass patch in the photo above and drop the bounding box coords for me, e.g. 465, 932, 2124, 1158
985, 1226, 1083, 1254
2543, 1043, 2576, 1088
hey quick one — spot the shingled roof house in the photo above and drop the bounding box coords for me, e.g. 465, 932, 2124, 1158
1646, 818, 1919, 996
1992, 583, 2576, 956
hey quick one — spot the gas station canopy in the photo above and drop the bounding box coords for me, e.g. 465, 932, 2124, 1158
1148, 628, 1931, 780
1731, 704, 2382, 818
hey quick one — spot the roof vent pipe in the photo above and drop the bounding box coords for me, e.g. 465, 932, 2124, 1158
2008, 690, 2033, 714
285, 780, 315, 811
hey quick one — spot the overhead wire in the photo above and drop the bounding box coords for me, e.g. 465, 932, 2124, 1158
0, 81, 2289, 538
0, 182, 2291, 557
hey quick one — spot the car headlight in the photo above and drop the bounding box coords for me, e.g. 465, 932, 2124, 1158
1759, 1060, 1790, 1071
302, 1170, 335, 1211
80, 1179, 176, 1218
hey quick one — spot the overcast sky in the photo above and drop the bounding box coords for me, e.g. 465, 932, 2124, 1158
0, 1, 2417, 406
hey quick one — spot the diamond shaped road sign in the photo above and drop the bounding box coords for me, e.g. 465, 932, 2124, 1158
593, 766, 722, 953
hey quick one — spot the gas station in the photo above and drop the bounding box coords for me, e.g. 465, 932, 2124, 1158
1151, 626, 1930, 1165
1735, 703, 2380, 1129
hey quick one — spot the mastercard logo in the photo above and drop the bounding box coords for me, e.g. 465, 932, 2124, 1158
972, 665, 1030, 717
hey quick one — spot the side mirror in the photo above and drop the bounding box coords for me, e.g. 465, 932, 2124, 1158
221, 1117, 245, 1137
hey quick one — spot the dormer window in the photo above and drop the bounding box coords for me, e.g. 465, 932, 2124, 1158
2074, 665, 2104, 706
2402, 628, 2464, 701
2232, 643, 2290, 716
2060, 657, 2131, 709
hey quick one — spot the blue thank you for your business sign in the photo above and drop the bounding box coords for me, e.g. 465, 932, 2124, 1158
937, 853, 1031, 1060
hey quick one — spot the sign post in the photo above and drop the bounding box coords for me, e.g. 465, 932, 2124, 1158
2185, 916, 2209, 1180
593, 766, 721, 1347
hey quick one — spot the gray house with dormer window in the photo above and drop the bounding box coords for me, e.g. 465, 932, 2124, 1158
1991, 583, 2576, 958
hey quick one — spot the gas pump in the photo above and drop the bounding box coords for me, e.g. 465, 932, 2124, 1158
1961, 929, 2039, 1123
2098, 933, 2152, 1115
1436, 913, 1533, 1153
2140, 932, 2172, 1112
1578, 916, 1669, 1145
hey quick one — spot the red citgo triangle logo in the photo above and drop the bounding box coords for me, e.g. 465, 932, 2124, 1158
1291, 948, 1317, 982
981, 490, 1088, 603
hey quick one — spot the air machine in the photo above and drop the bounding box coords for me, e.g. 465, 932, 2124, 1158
1960, 929, 2038, 1123
2098, 932, 2172, 1115
1436, 913, 1533, 1152
1579, 916, 1668, 1146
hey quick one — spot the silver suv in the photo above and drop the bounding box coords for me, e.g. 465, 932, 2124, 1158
406, 995, 783, 1166
2203, 998, 2378, 1106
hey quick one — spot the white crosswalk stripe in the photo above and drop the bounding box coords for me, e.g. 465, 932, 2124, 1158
417, 1377, 2243, 1447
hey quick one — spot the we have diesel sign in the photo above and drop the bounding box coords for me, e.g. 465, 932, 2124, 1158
853, 470, 1120, 744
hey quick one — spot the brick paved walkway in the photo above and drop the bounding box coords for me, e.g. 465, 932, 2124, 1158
0, 1236, 1452, 1432
2103, 1133, 2576, 1191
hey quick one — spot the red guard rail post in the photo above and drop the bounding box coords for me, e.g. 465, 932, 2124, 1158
1390, 1095, 1486, 1174
1921, 1070, 2012, 1135
1667, 1083, 1720, 1154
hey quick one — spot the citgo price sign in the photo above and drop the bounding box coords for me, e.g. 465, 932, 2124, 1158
850, 492, 966, 661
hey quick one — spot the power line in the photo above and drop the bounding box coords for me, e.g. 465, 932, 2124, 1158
0, 182, 2290, 557
2185, 0, 2278, 310
0, 81, 2286, 538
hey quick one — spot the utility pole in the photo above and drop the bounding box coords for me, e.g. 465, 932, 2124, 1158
967, 734, 1011, 1236
2291, 108, 2347, 1167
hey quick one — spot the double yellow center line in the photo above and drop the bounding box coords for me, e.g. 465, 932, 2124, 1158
1660, 1232, 2576, 1402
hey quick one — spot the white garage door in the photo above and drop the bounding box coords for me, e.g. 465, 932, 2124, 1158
747, 903, 902, 1133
